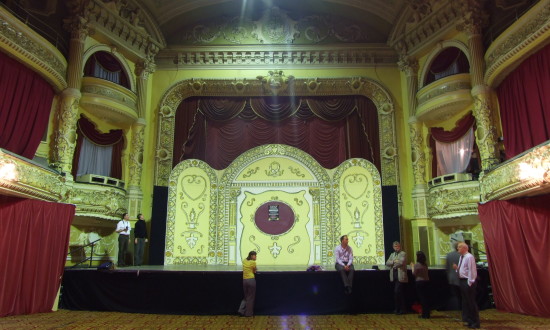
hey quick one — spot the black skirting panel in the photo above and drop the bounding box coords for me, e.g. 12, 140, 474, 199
382, 185, 400, 260
60, 268, 491, 315
149, 186, 168, 265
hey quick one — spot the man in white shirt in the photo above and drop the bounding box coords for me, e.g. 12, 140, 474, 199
334, 235, 354, 294
453, 242, 480, 329
116, 213, 131, 267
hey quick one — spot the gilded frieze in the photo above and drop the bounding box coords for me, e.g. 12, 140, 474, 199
481, 141, 550, 201
427, 181, 481, 219
485, 1, 550, 86
155, 77, 399, 187
0, 7, 67, 91
0, 149, 65, 201
68, 182, 127, 219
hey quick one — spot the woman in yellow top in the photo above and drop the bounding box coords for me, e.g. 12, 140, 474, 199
238, 251, 257, 317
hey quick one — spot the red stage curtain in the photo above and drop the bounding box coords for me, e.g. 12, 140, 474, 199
0, 51, 54, 159
71, 115, 124, 179
173, 96, 379, 170
497, 44, 550, 160
478, 195, 550, 317
0, 196, 75, 316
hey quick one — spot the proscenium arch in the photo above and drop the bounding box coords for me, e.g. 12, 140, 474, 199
154, 77, 399, 187
419, 40, 471, 89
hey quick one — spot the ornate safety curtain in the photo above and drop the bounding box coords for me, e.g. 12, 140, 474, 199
497, 44, 550, 160
478, 195, 550, 317
0, 196, 75, 316
0, 51, 54, 159
71, 115, 124, 179
173, 96, 380, 171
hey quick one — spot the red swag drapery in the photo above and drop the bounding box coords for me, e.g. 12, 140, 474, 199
71, 115, 124, 179
497, 44, 550, 160
478, 195, 550, 317
429, 113, 475, 177
0, 51, 54, 159
173, 96, 380, 171
0, 196, 75, 316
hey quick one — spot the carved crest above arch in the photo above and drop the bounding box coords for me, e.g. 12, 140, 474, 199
154, 76, 400, 188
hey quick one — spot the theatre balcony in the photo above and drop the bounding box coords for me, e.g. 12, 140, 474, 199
80, 77, 138, 126
427, 172, 481, 219
480, 141, 550, 201
70, 179, 127, 221
0, 149, 65, 201
416, 73, 472, 123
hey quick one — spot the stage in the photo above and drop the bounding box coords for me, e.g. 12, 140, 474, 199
60, 265, 492, 315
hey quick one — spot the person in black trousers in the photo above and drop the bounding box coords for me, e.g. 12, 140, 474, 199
133, 213, 148, 266
410, 251, 430, 319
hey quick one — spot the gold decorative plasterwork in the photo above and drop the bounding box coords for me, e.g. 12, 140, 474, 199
0, 149, 65, 201
485, 0, 550, 87
68, 0, 163, 61
427, 181, 481, 219
415, 74, 472, 123
0, 7, 67, 91
480, 141, 550, 201
163, 45, 398, 69
389, 2, 459, 55
155, 76, 399, 187
67, 182, 127, 220
80, 77, 138, 125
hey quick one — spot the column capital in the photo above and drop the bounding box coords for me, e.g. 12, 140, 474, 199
455, 0, 488, 37
398, 56, 419, 77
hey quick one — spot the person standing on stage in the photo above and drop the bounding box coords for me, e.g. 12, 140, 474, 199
446, 241, 462, 311
334, 235, 355, 294
386, 241, 408, 314
238, 251, 257, 317
410, 250, 430, 319
453, 242, 480, 329
116, 213, 131, 267
133, 213, 148, 266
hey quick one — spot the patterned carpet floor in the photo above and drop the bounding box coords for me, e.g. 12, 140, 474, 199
1, 309, 549, 329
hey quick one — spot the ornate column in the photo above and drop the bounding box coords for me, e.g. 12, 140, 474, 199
126, 57, 156, 217
458, 0, 500, 172
51, 15, 90, 178
398, 57, 429, 218
398, 56, 435, 263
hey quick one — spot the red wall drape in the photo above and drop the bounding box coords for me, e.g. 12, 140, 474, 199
0, 196, 75, 316
497, 44, 550, 160
0, 51, 54, 159
71, 115, 124, 179
478, 195, 550, 317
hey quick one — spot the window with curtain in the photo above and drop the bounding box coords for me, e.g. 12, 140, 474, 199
434, 128, 474, 176
430, 113, 476, 178
76, 138, 113, 177
71, 116, 124, 180
424, 47, 470, 85
83, 51, 130, 89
